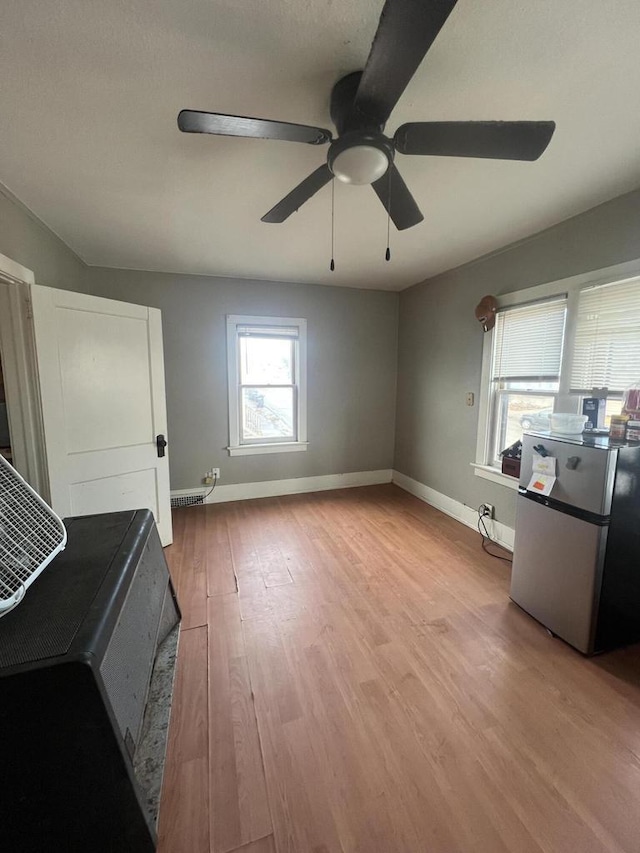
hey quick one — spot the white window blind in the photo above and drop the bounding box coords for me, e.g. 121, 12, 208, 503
570, 277, 640, 393
237, 324, 299, 339
492, 297, 567, 382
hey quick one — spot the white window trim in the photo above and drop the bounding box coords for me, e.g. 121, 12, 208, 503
471, 463, 520, 491
474, 257, 640, 489
226, 314, 308, 457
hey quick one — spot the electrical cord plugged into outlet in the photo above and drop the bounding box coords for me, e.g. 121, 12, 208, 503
174, 472, 219, 509
203, 471, 218, 500
479, 503, 494, 519
477, 504, 512, 563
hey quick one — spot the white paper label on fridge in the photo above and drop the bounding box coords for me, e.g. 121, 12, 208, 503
532, 453, 556, 476
527, 473, 556, 497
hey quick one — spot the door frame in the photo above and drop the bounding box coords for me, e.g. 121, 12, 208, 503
0, 252, 49, 495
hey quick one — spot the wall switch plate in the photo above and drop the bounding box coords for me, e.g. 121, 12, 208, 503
466, 392, 475, 407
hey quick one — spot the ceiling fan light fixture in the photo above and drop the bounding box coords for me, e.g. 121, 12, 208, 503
330, 145, 389, 185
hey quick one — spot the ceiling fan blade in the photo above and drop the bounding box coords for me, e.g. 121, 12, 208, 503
178, 110, 332, 145
261, 164, 334, 223
372, 164, 423, 230
348, 0, 459, 129
395, 121, 556, 161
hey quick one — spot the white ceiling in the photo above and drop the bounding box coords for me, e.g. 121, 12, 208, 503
1, 0, 640, 291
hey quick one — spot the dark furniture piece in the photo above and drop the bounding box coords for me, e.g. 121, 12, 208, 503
0, 509, 180, 852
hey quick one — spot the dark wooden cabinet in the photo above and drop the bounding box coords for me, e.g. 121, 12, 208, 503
0, 510, 180, 852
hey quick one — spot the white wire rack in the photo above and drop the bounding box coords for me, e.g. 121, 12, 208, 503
0, 454, 67, 617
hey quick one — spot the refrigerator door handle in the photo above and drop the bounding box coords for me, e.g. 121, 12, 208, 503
519, 488, 610, 525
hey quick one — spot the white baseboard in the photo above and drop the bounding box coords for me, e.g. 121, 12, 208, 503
392, 470, 514, 552
171, 469, 393, 505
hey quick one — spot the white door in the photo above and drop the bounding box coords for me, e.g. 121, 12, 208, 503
29, 285, 173, 545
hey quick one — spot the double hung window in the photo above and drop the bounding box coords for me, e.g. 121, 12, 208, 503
478, 271, 640, 479
570, 277, 640, 396
489, 298, 566, 465
226, 315, 307, 456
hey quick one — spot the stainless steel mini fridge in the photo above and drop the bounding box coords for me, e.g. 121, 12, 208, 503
511, 431, 640, 654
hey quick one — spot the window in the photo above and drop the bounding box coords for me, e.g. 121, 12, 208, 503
570, 277, 640, 395
489, 298, 566, 465
475, 267, 640, 486
226, 315, 307, 456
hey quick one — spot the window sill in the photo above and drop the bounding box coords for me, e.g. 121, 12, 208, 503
471, 463, 520, 491
227, 442, 309, 457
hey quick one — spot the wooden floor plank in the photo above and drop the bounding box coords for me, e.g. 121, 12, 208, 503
164, 506, 186, 591
243, 617, 347, 853
206, 502, 238, 598
208, 593, 272, 853
227, 833, 276, 852
158, 625, 209, 853
177, 506, 209, 629
158, 485, 640, 853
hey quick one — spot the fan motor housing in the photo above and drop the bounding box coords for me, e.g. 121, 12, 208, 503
330, 71, 363, 134
330, 71, 386, 133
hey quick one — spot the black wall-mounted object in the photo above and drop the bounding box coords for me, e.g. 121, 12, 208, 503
0, 510, 180, 853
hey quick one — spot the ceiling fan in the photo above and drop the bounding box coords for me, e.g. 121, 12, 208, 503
178, 0, 555, 231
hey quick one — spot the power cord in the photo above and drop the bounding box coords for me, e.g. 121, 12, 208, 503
203, 472, 218, 500
477, 505, 512, 563
180, 473, 218, 508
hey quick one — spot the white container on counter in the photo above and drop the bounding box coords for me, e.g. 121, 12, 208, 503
550, 413, 588, 435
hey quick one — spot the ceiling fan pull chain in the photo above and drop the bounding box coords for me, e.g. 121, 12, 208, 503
385, 169, 391, 262
330, 180, 336, 271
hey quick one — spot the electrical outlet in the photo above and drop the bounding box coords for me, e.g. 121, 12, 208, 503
211, 468, 220, 479
480, 503, 495, 519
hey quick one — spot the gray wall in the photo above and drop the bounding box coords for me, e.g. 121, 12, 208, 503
395, 187, 640, 528
86, 268, 398, 490
0, 185, 86, 291
5, 176, 640, 513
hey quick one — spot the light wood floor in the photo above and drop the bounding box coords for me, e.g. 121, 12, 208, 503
157, 484, 640, 853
